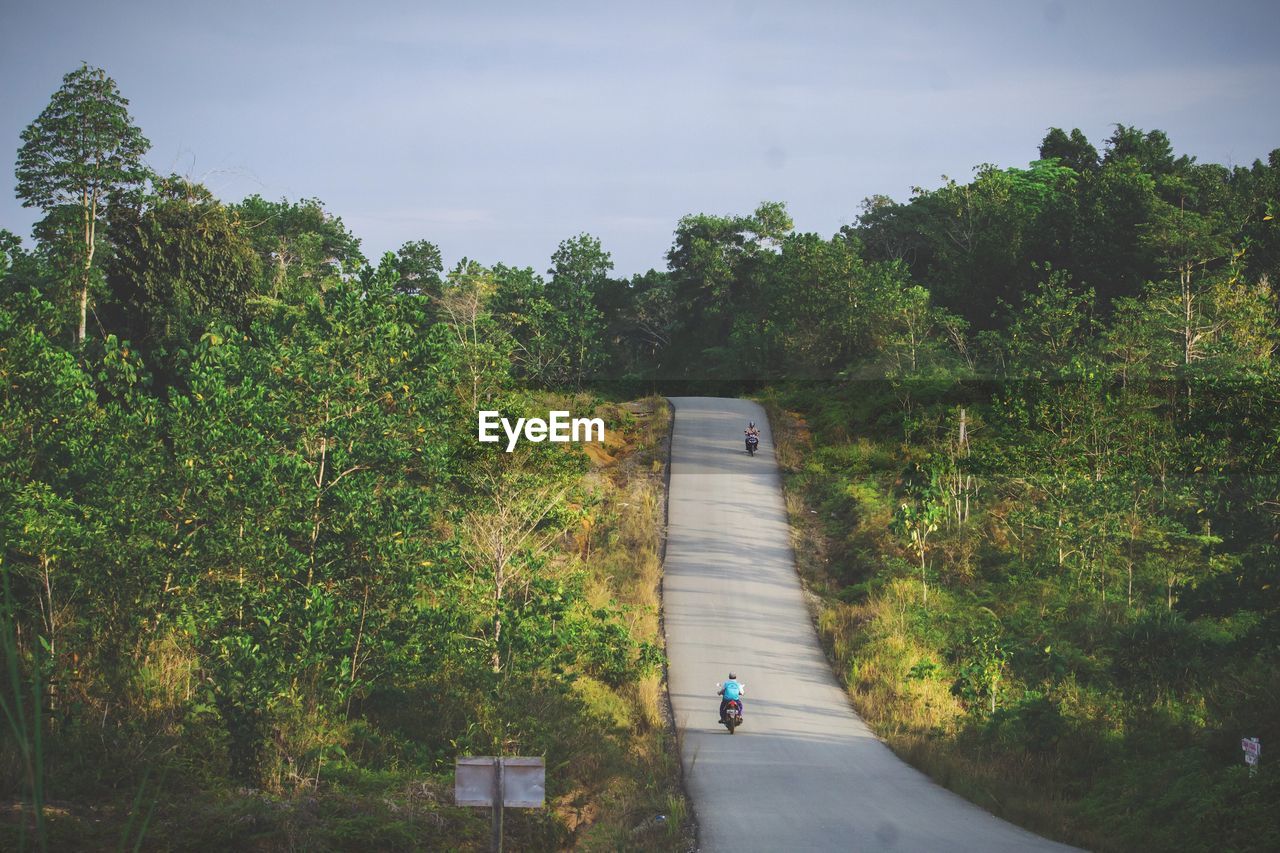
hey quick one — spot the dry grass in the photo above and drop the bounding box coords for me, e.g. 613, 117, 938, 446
130, 633, 199, 724
554, 395, 691, 851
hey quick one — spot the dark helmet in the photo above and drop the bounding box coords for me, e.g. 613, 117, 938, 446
728, 671, 737, 680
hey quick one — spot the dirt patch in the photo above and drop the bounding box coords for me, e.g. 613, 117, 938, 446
583, 443, 617, 465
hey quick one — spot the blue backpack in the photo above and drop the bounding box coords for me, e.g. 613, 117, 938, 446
722, 680, 742, 701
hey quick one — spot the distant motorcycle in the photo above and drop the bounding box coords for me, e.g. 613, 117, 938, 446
745, 433, 759, 456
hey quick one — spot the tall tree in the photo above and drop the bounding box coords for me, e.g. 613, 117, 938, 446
547, 233, 612, 386
15, 64, 151, 344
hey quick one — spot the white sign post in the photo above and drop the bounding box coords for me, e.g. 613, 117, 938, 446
1242, 737, 1261, 776
455, 756, 546, 852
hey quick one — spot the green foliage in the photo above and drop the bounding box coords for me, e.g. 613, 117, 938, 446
546, 233, 612, 386
234, 195, 365, 300
391, 239, 443, 298
15, 63, 151, 344
14, 64, 151, 213
1039, 127, 1099, 174
1, 151, 672, 846
772, 335, 1278, 851
103, 176, 262, 369
949, 612, 1008, 714
1104, 125, 1183, 175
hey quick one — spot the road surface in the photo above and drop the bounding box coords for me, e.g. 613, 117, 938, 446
662, 397, 1077, 852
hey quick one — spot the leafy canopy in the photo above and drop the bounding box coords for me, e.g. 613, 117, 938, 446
15, 63, 151, 214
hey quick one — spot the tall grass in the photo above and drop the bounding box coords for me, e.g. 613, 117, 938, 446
569, 396, 692, 850
760, 395, 1087, 847
116, 765, 166, 853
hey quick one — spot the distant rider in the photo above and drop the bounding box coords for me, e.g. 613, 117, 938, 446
718, 671, 744, 721
745, 422, 760, 437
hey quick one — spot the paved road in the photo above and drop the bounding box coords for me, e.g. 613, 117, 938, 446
662, 397, 1077, 852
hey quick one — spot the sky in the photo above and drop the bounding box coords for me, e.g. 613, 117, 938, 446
2, 0, 1278, 278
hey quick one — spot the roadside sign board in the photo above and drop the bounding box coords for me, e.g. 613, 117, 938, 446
1241, 737, 1261, 772
457, 756, 547, 852
455, 756, 546, 808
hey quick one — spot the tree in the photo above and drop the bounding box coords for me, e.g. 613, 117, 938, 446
15, 64, 151, 345
869, 162, 1078, 325
893, 498, 942, 605
431, 259, 509, 412
1039, 127, 1099, 174
391, 239, 444, 298
547, 234, 612, 386
1104, 125, 1184, 176
999, 268, 1095, 378
625, 270, 677, 364
1134, 188, 1276, 397
865, 265, 966, 380
750, 233, 870, 379
1074, 156, 1162, 305
104, 176, 261, 368
490, 264, 563, 383
234, 195, 365, 300
167, 272, 449, 782
663, 202, 793, 376
457, 464, 566, 676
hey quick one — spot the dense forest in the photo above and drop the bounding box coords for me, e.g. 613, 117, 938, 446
1, 67, 684, 850
3, 65, 1279, 850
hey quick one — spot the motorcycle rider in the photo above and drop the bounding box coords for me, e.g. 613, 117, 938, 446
718, 671, 744, 721
744, 422, 760, 437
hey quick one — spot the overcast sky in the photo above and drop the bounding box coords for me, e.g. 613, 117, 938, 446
2, 0, 1278, 277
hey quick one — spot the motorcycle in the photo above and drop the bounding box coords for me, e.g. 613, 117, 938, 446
745, 433, 759, 456
717, 682, 745, 733
721, 699, 744, 734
